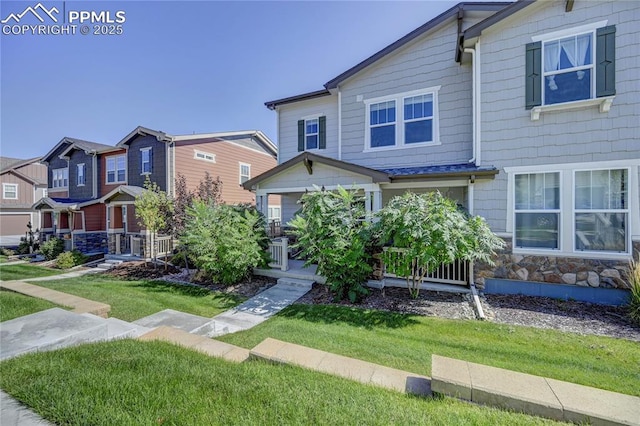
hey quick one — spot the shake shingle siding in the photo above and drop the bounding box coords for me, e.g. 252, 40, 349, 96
474, 0, 640, 232
340, 20, 473, 169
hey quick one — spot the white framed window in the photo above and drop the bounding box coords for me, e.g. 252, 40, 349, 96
305, 118, 319, 150
141, 148, 152, 174
542, 32, 594, 105
507, 160, 636, 259
77, 163, 86, 186
514, 172, 560, 250
52, 168, 68, 188
365, 86, 440, 150
268, 206, 281, 221
574, 169, 628, 253
194, 150, 216, 163
106, 154, 126, 184
3, 183, 18, 199
239, 163, 251, 184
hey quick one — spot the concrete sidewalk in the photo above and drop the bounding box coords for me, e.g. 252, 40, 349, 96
0, 280, 110, 317
431, 355, 640, 425
0, 391, 52, 426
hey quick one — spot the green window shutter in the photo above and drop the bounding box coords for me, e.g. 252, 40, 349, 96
596, 25, 616, 97
525, 41, 542, 110
297, 120, 305, 152
318, 116, 326, 150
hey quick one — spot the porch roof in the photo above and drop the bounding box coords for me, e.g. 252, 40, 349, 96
99, 185, 145, 203
243, 153, 498, 191
32, 197, 95, 211
381, 163, 499, 181
242, 152, 391, 190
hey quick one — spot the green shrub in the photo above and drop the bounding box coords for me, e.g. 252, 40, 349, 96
16, 238, 31, 255
40, 238, 65, 261
1, 247, 15, 256
55, 250, 87, 269
55, 251, 75, 269
626, 260, 640, 325
180, 201, 268, 285
288, 186, 372, 303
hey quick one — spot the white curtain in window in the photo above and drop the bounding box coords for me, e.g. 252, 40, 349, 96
544, 41, 560, 90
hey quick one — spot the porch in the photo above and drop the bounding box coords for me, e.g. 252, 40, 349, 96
258, 238, 472, 294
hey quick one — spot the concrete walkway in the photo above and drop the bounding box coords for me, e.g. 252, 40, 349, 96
431, 355, 640, 425
0, 390, 52, 426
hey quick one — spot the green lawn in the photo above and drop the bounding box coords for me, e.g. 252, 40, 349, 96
0, 339, 563, 425
219, 304, 640, 396
0, 263, 61, 281
0, 289, 65, 322
35, 276, 242, 321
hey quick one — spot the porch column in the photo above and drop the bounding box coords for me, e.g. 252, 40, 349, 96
365, 191, 372, 219
256, 190, 269, 219
467, 180, 475, 215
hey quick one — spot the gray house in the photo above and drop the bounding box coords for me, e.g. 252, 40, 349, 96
244, 0, 639, 301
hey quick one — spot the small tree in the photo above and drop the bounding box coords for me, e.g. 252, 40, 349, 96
180, 201, 267, 285
171, 173, 194, 238
288, 186, 372, 302
135, 177, 174, 267
375, 191, 504, 298
196, 171, 223, 206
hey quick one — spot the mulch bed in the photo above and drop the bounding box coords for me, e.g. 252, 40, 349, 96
102, 262, 640, 341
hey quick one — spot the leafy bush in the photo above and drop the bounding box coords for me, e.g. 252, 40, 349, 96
40, 238, 65, 260
0, 247, 15, 256
626, 260, 640, 325
180, 201, 268, 285
374, 191, 504, 298
55, 250, 87, 269
288, 186, 371, 303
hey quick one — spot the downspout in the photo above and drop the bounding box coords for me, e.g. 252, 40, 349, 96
464, 47, 477, 165
276, 108, 280, 164
337, 87, 342, 161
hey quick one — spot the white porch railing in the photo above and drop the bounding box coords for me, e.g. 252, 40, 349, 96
382, 247, 469, 286
156, 236, 173, 257
130, 235, 174, 258
268, 237, 289, 271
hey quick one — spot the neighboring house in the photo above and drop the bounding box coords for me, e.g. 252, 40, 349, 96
0, 157, 48, 246
34, 127, 278, 255
244, 0, 639, 298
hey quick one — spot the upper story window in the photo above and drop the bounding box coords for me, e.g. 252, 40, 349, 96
297, 116, 326, 151
3, 183, 18, 199
77, 163, 86, 186
239, 163, 251, 184
52, 168, 68, 188
106, 154, 126, 184
194, 150, 215, 163
543, 33, 593, 105
365, 86, 440, 151
526, 22, 616, 116
141, 148, 152, 174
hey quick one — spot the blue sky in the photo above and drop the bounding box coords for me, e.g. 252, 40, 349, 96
0, 0, 463, 159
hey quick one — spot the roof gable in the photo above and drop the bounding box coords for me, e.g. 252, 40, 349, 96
116, 126, 171, 147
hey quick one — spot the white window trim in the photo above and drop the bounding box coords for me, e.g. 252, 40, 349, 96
572, 167, 631, 256
505, 159, 639, 259
530, 20, 614, 120
304, 117, 320, 151
513, 171, 562, 252
364, 86, 441, 152
77, 163, 85, 186
3, 183, 18, 200
52, 167, 68, 189
105, 154, 127, 184
194, 149, 216, 163
239, 162, 251, 184
140, 147, 151, 175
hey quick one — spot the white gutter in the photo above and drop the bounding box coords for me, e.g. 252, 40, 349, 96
338, 88, 342, 161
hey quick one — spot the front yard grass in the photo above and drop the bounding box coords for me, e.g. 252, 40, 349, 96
34, 276, 242, 321
0, 339, 563, 425
0, 289, 64, 322
218, 303, 640, 397
0, 263, 62, 281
